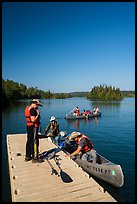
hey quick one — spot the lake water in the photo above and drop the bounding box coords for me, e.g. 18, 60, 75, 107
2, 97, 135, 202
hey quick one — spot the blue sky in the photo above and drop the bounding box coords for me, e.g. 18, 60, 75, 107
2, 2, 135, 93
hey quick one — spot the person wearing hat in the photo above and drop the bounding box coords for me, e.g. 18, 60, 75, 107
44, 116, 60, 142
66, 131, 97, 163
92, 106, 100, 114
24, 99, 43, 163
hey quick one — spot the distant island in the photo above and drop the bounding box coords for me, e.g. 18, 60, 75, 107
2, 79, 135, 106
87, 84, 123, 100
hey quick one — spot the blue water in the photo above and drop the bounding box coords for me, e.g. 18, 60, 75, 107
2, 97, 135, 202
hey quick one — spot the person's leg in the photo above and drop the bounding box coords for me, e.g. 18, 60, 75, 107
48, 132, 55, 143
36, 128, 39, 157
71, 153, 81, 160
32, 127, 44, 163
81, 149, 97, 163
26, 126, 34, 159
81, 152, 88, 161
88, 149, 97, 163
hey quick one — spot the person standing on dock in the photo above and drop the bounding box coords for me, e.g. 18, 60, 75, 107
66, 131, 97, 163
44, 116, 60, 142
25, 99, 43, 163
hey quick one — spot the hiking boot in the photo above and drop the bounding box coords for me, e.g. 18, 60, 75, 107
25, 157, 32, 162
32, 158, 37, 163
37, 158, 44, 163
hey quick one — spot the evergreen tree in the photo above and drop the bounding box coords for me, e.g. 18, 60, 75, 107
87, 84, 123, 101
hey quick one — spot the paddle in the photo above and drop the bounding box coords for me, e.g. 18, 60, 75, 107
68, 108, 75, 115
39, 149, 60, 176
39, 148, 60, 160
39, 148, 73, 183
33, 127, 38, 160
38, 133, 48, 139
46, 158, 59, 176
53, 156, 73, 183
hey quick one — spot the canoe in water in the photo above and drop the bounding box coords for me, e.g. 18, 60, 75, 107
65, 112, 101, 120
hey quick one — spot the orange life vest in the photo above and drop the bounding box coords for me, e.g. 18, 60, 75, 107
25, 106, 39, 128
74, 109, 80, 115
77, 134, 94, 152
86, 110, 91, 115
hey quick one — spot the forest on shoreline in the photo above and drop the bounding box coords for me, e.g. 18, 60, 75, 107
2, 79, 135, 106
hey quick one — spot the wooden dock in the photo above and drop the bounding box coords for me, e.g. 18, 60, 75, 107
7, 134, 117, 202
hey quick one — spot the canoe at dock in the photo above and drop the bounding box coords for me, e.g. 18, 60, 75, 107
74, 154, 124, 187
54, 135, 124, 188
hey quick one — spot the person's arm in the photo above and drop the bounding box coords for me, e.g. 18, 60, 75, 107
66, 146, 82, 158
30, 108, 39, 123
44, 123, 50, 134
30, 115, 39, 123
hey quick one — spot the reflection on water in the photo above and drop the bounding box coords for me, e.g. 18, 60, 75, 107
93, 117, 99, 125
75, 120, 79, 129
66, 116, 100, 129
91, 100, 121, 107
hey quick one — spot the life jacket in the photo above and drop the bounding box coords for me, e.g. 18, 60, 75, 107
25, 106, 39, 128
74, 109, 80, 115
86, 110, 91, 115
77, 134, 94, 153
50, 121, 59, 132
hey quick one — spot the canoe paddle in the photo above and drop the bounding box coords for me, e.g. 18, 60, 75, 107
39, 149, 60, 176
53, 156, 73, 183
46, 158, 60, 176
39, 148, 73, 183
38, 133, 48, 139
33, 127, 38, 160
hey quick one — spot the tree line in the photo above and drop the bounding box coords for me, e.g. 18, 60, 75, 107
87, 84, 123, 101
2, 79, 71, 105
2, 79, 134, 106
